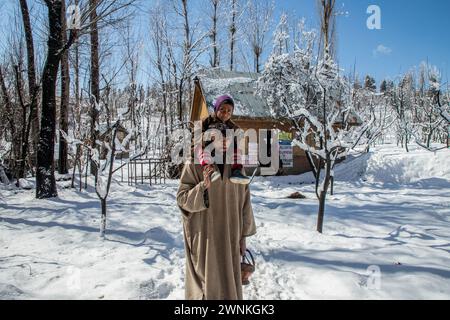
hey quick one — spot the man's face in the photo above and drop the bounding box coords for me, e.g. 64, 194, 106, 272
216, 103, 234, 122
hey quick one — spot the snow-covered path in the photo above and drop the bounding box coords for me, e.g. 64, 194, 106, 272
1, 144, 449, 299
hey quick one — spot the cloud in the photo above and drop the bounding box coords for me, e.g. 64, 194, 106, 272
373, 44, 392, 57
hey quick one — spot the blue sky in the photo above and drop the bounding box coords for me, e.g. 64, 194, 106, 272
274, 0, 450, 85
1, 0, 449, 87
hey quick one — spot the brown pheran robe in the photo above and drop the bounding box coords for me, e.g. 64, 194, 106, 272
177, 161, 257, 300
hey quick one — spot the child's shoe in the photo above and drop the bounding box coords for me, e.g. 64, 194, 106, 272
230, 169, 251, 185
210, 170, 221, 183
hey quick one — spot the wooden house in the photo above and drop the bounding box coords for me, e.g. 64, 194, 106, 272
189, 68, 362, 176
97, 122, 131, 160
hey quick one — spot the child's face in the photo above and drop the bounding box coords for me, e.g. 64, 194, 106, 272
216, 103, 234, 122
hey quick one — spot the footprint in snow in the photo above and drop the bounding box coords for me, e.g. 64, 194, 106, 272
139, 279, 174, 300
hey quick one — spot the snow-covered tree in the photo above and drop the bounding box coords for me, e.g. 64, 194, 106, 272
409, 64, 448, 151
364, 75, 377, 93
272, 13, 289, 56
258, 14, 372, 234
386, 64, 448, 152
94, 120, 132, 238
389, 72, 416, 152
64, 119, 132, 238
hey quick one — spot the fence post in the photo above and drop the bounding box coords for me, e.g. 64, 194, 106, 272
149, 160, 152, 186
150, 160, 153, 185
134, 160, 137, 186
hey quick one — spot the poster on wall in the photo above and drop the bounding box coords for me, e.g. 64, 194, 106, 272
279, 132, 293, 168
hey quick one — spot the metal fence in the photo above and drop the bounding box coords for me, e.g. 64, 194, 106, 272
126, 157, 168, 186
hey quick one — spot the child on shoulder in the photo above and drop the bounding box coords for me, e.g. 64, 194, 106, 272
195, 95, 250, 185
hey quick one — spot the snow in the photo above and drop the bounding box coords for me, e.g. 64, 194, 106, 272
18, 179, 33, 190
1, 144, 450, 300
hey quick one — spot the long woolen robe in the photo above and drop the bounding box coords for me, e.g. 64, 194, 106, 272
177, 161, 257, 300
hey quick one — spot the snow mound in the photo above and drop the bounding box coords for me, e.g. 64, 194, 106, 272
335, 145, 450, 186
18, 178, 34, 190
333, 152, 371, 182
364, 145, 450, 185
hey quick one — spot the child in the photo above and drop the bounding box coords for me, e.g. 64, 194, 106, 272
196, 95, 250, 185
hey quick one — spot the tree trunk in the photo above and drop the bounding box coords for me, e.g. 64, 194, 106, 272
13, 64, 28, 181
19, 0, 40, 173
90, 0, 100, 176
317, 159, 332, 234
0, 67, 18, 173
405, 132, 409, 153
74, 7, 81, 189
211, 0, 219, 67
229, 0, 236, 71
59, 0, 70, 174
100, 198, 106, 238
317, 190, 326, 234
36, 1, 64, 199
71, 145, 81, 189
178, 79, 184, 127
98, 124, 117, 238
426, 129, 432, 149
255, 52, 260, 73
330, 175, 334, 196
85, 150, 89, 189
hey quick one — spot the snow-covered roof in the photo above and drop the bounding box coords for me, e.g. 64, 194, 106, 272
196, 68, 272, 118
195, 68, 363, 125
97, 122, 129, 137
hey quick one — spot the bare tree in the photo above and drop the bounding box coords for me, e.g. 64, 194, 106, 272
149, 3, 170, 144
89, 0, 100, 177
18, 0, 40, 179
0, 65, 19, 172
227, 0, 246, 71
245, 0, 274, 73
170, 0, 209, 127
36, 0, 135, 198
59, 0, 70, 175
37, 1, 70, 198
207, 0, 223, 68
229, 0, 237, 71
317, 0, 337, 60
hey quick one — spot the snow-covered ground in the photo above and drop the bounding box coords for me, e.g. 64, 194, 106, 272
1, 144, 449, 300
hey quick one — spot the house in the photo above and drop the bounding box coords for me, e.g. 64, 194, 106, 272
97, 122, 131, 160
189, 68, 362, 176
190, 69, 310, 176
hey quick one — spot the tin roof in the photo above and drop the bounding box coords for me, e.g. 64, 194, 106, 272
196, 68, 273, 118
195, 68, 362, 125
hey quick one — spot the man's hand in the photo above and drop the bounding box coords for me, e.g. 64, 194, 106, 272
202, 165, 214, 189
240, 237, 246, 256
